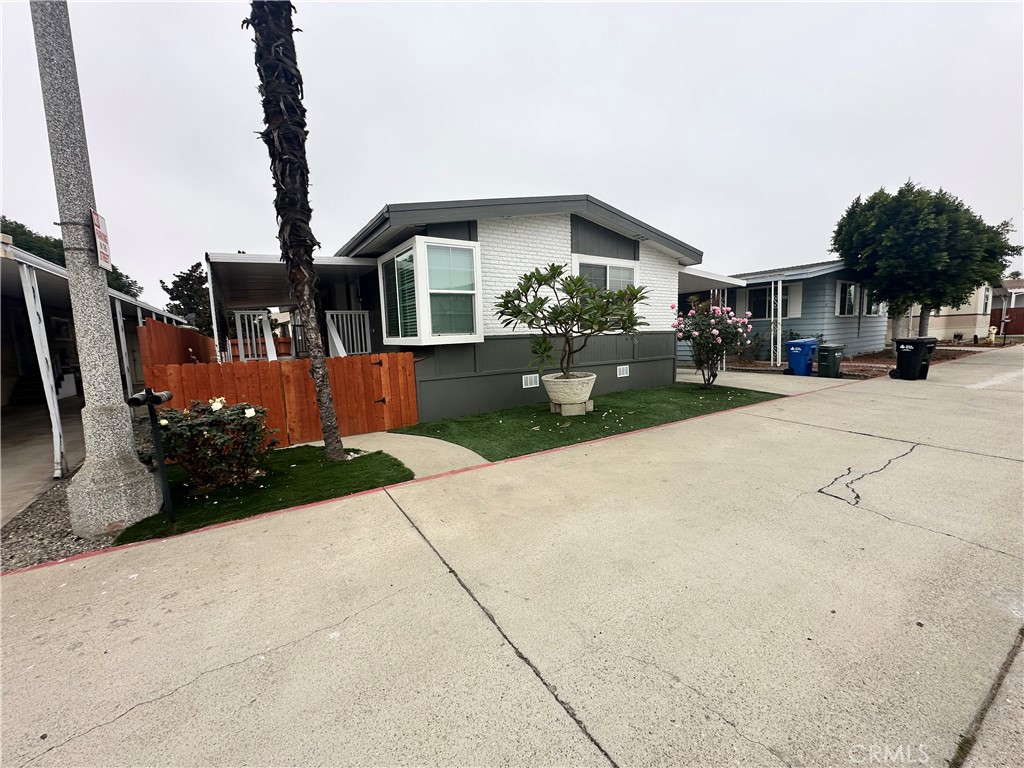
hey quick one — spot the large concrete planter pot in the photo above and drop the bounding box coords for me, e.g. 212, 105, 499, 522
542, 372, 597, 416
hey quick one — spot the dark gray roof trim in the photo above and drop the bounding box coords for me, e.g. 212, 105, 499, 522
334, 195, 703, 264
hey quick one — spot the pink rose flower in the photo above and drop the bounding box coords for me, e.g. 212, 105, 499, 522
671, 320, 678, 328
688, 309, 695, 316
745, 311, 752, 318
747, 325, 753, 332
691, 331, 699, 337
670, 302, 677, 310
716, 337, 723, 344
711, 328, 719, 336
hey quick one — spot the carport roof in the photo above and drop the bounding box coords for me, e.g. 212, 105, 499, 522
205, 252, 376, 310
1, 241, 184, 321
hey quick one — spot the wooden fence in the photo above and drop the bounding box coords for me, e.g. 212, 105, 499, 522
139, 319, 216, 367
143, 353, 418, 446
990, 308, 1024, 336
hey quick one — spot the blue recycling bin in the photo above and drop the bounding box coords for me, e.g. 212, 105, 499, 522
784, 338, 819, 376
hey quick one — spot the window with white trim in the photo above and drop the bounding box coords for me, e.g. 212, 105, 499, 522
747, 285, 790, 319
863, 288, 883, 316
577, 260, 635, 291
377, 236, 483, 345
982, 287, 991, 316
836, 281, 858, 316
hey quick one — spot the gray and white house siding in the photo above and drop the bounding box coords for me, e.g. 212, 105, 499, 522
728, 260, 889, 359
335, 196, 702, 422
208, 195, 741, 422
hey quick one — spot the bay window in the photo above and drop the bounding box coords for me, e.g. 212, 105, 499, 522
378, 236, 483, 345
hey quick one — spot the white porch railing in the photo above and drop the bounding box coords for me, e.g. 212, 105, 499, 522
233, 311, 277, 362
326, 311, 371, 356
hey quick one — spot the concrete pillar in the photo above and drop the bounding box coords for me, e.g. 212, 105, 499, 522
31, 1, 158, 538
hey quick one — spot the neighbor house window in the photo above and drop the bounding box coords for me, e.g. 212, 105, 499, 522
747, 286, 790, 319
863, 288, 883, 316
578, 261, 635, 291
378, 236, 483, 345
836, 281, 858, 316
982, 287, 991, 316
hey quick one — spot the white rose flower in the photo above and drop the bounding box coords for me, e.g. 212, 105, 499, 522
159, 418, 169, 426
244, 408, 256, 418
210, 401, 223, 412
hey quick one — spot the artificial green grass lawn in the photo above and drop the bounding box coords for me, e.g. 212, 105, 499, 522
115, 446, 413, 544
392, 382, 781, 461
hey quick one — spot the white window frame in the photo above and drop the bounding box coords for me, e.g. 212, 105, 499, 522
571, 253, 636, 291
377, 235, 484, 346
863, 287, 883, 316
745, 285, 791, 320
836, 280, 859, 317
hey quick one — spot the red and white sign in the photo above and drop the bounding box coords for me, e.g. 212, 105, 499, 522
91, 210, 111, 271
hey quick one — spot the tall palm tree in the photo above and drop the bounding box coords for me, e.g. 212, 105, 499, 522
244, 1, 344, 460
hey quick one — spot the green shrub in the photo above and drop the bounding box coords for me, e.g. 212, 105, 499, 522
159, 397, 278, 491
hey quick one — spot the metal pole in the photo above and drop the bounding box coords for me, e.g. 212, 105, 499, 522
31, 1, 158, 537
145, 388, 174, 525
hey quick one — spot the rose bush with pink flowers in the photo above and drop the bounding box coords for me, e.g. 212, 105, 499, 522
672, 299, 752, 387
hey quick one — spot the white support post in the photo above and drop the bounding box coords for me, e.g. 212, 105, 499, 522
113, 298, 133, 394
235, 312, 247, 362
261, 313, 277, 362
18, 262, 67, 478
326, 316, 347, 357
205, 258, 222, 363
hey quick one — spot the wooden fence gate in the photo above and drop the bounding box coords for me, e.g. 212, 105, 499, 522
143, 353, 418, 446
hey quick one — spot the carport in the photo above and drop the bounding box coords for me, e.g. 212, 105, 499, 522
0, 236, 182, 490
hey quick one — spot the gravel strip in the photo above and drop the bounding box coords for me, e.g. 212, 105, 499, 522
0, 477, 116, 573
1, 421, 153, 573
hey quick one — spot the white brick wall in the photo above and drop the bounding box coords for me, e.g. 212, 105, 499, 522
478, 214, 681, 337
638, 242, 681, 334
479, 214, 572, 336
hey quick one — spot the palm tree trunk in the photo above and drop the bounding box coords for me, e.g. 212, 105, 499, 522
245, 0, 344, 460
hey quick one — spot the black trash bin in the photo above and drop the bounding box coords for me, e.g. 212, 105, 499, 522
889, 337, 937, 380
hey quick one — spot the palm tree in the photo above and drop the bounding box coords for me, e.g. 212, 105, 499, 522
243, 1, 345, 460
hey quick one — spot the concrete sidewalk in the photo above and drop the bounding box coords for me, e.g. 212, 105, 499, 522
2, 347, 1022, 767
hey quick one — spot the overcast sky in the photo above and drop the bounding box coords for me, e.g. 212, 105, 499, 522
2, 1, 1021, 306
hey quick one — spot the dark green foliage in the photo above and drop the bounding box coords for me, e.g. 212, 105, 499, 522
2, 215, 145, 298
115, 447, 413, 543
160, 262, 213, 335
159, 399, 278, 490
830, 182, 1021, 333
393, 383, 780, 461
1, 216, 66, 265
495, 263, 650, 377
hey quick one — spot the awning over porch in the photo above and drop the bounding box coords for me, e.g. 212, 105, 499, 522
678, 265, 746, 295
205, 252, 375, 310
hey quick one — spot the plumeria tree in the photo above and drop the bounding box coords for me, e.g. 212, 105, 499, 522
673, 299, 752, 387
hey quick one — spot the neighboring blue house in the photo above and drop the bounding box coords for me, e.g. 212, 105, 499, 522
676, 259, 888, 366
729, 259, 888, 361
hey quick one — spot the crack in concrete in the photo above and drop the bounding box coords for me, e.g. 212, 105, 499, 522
15, 581, 423, 767
745, 413, 1023, 463
384, 489, 620, 768
948, 626, 1024, 768
617, 654, 792, 767
848, 503, 1022, 561
817, 445, 919, 507
815, 445, 1021, 560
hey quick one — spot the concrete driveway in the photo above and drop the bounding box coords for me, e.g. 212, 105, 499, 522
2, 347, 1022, 767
